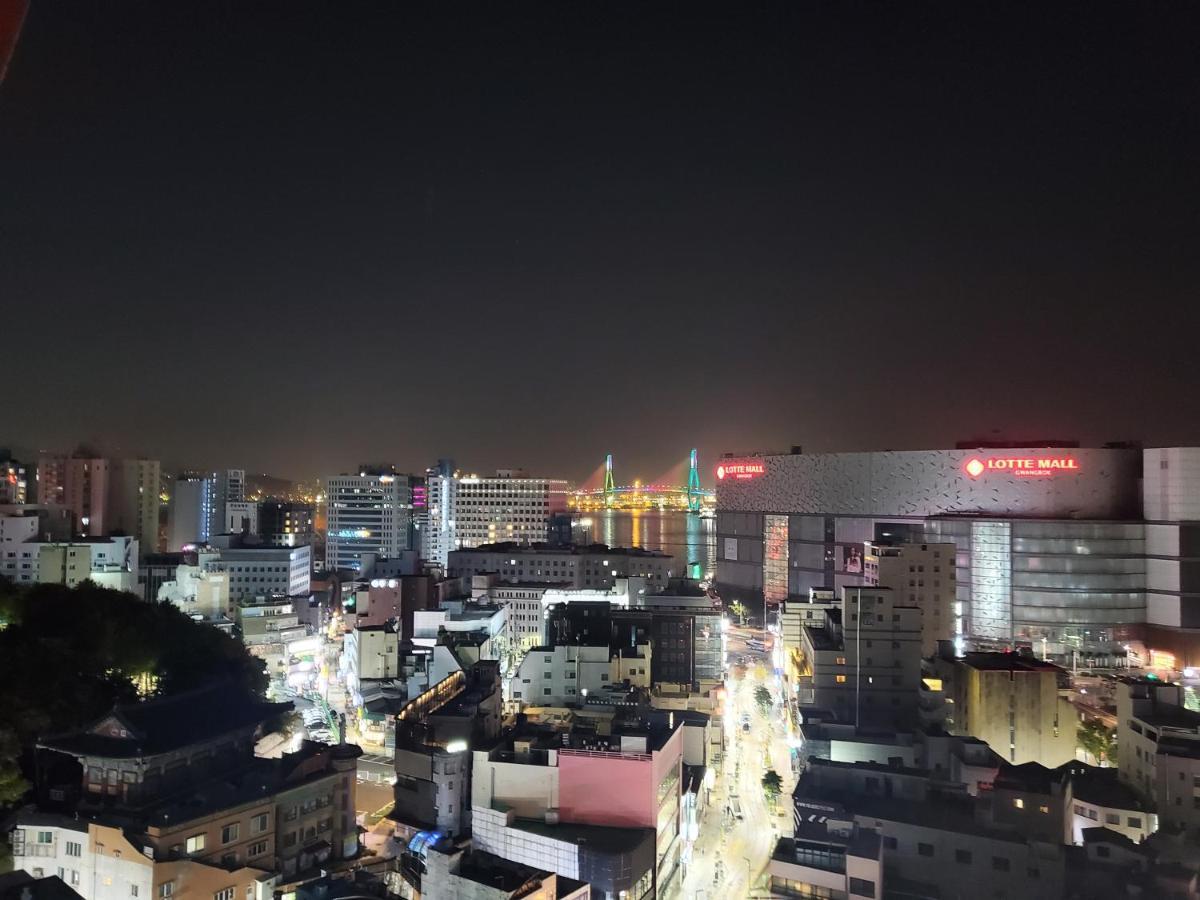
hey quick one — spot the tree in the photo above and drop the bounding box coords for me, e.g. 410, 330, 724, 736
1078, 720, 1116, 764
755, 685, 773, 717
0, 729, 29, 807
729, 600, 747, 625
762, 769, 783, 808
0, 582, 269, 791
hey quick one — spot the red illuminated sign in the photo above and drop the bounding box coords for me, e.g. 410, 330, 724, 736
963, 456, 1080, 479
715, 461, 766, 481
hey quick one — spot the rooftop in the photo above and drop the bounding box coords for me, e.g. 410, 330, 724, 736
510, 815, 655, 855
38, 683, 290, 759
456, 542, 670, 559
1057, 763, 1150, 811
958, 652, 1065, 674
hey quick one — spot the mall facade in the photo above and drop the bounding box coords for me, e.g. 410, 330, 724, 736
715, 446, 1200, 666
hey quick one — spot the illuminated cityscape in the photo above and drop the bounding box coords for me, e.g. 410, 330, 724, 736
3, 4, 1199, 900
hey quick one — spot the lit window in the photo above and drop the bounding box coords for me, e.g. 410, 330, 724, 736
836, 675, 847, 684
1013, 798, 1024, 809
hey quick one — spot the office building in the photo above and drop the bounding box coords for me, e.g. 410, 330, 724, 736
450, 543, 672, 592
167, 474, 212, 550
931, 647, 1076, 767
1116, 677, 1200, 836
110, 459, 161, 553
864, 541, 957, 656
202, 538, 310, 602
258, 501, 314, 545
324, 471, 412, 573
714, 445, 1169, 661
426, 467, 569, 566
206, 469, 245, 538
224, 500, 258, 535
0, 452, 31, 503
794, 586, 922, 728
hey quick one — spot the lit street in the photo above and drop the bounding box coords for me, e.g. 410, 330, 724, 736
674, 625, 796, 899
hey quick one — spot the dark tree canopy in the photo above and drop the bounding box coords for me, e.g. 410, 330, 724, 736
0, 581, 267, 748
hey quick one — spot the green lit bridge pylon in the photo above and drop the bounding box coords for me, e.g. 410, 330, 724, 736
687, 448, 702, 511
603, 453, 615, 508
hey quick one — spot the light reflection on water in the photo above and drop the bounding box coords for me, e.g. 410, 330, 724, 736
572, 509, 715, 576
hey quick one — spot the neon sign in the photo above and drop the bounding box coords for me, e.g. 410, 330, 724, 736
715, 461, 766, 481
964, 457, 1080, 479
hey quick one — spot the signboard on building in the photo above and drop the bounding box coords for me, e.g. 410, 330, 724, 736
964, 456, 1080, 479
715, 460, 766, 481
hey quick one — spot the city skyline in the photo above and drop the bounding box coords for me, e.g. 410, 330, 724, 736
4, 3, 1200, 481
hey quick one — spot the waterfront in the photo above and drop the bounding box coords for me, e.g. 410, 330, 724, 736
572, 509, 716, 578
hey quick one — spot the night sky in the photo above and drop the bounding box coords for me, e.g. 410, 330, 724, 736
3, 2, 1199, 483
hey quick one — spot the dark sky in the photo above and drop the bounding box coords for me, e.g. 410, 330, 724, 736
3, 2, 1199, 484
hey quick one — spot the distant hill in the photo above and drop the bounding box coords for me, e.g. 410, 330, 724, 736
246, 472, 294, 499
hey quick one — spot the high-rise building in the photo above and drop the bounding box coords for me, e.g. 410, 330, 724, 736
167, 474, 212, 550
207, 468, 245, 537
36, 452, 160, 552
931, 646, 1076, 767
865, 541, 958, 657
795, 586, 923, 728
110, 458, 161, 553
425, 465, 568, 566
324, 470, 411, 573
0, 451, 31, 503
38, 454, 111, 536
258, 500, 314, 542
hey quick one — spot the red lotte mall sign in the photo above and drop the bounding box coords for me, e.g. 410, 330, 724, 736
963, 456, 1080, 479
715, 460, 765, 481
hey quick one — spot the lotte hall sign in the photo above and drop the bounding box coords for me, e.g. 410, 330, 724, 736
964, 456, 1080, 479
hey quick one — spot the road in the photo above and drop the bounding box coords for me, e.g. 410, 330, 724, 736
673, 626, 796, 899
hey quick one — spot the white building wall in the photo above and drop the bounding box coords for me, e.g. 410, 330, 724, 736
470, 806, 579, 880
11, 823, 153, 900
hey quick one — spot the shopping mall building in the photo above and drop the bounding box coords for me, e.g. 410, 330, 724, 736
715, 445, 1200, 666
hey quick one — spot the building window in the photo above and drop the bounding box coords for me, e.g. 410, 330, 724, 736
160, 883, 174, 898
1127, 816, 1142, 828
215, 888, 236, 900
250, 814, 269, 835
836, 675, 847, 684
882, 836, 897, 849
1038, 805, 1049, 814
955, 849, 972, 864
992, 856, 1010, 872
186, 834, 206, 854
221, 824, 239, 844
849, 877, 875, 896
1013, 798, 1024, 809
132, 887, 139, 897
65, 841, 82, 857
917, 843, 934, 857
